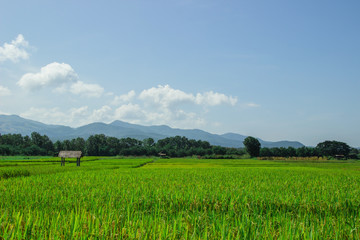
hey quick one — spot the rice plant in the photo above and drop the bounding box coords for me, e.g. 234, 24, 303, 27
0, 157, 360, 239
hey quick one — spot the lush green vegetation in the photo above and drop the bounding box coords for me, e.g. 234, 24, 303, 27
0, 133, 245, 157
1, 132, 359, 159
243, 136, 261, 157
1, 156, 360, 239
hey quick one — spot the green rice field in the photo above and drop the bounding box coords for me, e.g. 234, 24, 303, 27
1, 156, 360, 239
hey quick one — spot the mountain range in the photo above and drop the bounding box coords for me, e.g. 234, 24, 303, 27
0, 114, 304, 148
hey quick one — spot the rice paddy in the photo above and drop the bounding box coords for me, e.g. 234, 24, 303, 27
1, 157, 360, 239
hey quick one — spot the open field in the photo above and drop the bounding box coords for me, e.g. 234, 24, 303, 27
1, 157, 360, 239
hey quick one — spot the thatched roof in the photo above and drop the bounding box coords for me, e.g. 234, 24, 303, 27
58, 151, 82, 158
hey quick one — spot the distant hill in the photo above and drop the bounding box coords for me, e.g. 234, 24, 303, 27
0, 114, 305, 148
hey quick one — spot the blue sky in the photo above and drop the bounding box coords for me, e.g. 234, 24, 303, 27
0, 0, 359, 147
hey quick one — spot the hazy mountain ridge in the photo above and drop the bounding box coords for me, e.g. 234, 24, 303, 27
0, 115, 304, 148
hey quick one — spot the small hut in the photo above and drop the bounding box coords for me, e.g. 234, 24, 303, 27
58, 151, 82, 166
158, 152, 167, 159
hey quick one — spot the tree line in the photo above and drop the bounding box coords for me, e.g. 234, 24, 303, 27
0, 132, 244, 157
0, 132, 358, 159
243, 136, 359, 159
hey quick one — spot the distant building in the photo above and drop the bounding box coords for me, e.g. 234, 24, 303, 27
158, 152, 167, 158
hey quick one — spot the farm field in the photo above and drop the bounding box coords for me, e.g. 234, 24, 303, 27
1, 157, 360, 239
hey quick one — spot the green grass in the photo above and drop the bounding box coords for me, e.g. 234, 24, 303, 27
0, 157, 360, 239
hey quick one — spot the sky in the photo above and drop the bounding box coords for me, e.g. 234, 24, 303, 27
0, 0, 359, 147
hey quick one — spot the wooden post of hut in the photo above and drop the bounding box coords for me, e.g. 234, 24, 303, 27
58, 151, 82, 166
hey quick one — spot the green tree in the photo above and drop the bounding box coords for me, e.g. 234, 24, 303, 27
73, 137, 86, 152
348, 148, 359, 159
213, 146, 226, 155
316, 140, 351, 157
30, 132, 54, 155
260, 147, 272, 157
143, 138, 155, 147
106, 137, 120, 156
243, 136, 261, 157
54, 140, 63, 153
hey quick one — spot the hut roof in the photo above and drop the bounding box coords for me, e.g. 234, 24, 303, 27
58, 151, 82, 158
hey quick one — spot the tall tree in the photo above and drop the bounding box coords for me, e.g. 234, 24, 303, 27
243, 136, 261, 157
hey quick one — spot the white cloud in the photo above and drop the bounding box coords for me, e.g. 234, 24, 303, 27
112, 102, 206, 128
21, 107, 68, 125
114, 103, 145, 122
0, 34, 29, 63
21, 106, 113, 127
195, 91, 237, 106
0, 85, 11, 96
17, 62, 78, 91
17, 62, 104, 98
70, 106, 89, 119
111, 85, 237, 127
139, 85, 194, 107
138, 84, 237, 107
70, 81, 104, 98
90, 105, 112, 122
18, 85, 239, 130
172, 109, 206, 127
111, 90, 136, 105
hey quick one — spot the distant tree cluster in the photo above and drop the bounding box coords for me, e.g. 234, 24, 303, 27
260, 146, 317, 158
0, 132, 358, 159
0, 132, 244, 157
244, 136, 357, 159
0, 132, 54, 156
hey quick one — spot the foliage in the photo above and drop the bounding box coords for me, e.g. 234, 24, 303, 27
316, 140, 351, 157
0, 133, 243, 158
260, 146, 319, 158
1, 133, 356, 159
0, 133, 51, 156
243, 136, 261, 157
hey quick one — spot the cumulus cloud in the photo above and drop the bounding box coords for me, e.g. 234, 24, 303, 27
111, 90, 136, 105
139, 85, 194, 107
0, 34, 29, 63
113, 102, 205, 128
70, 106, 89, 119
17, 62, 78, 91
0, 85, 11, 96
21, 107, 68, 125
21, 106, 114, 127
17, 62, 104, 97
110, 85, 237, 127
114, 103, 145, 122
138, 84, 237, 107
70, 81, 104, 98
18, 85, 239, 129
195, 91, 237, 106
90, 105, 112, 122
